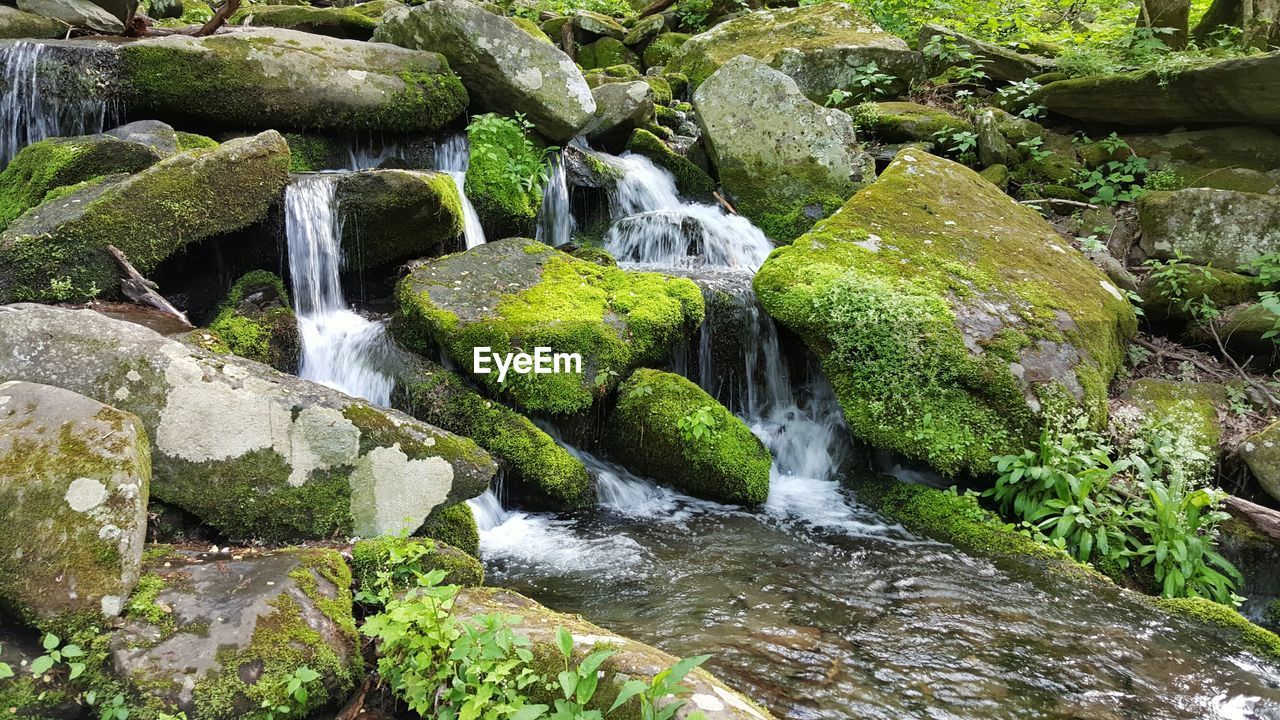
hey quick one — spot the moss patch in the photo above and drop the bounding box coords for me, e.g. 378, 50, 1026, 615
625, 128, 714, 198
334, 170, 464, 269
351, 535, 483, 590
207, 270, 299, 372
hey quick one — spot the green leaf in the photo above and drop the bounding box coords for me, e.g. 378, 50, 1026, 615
609, 680, 649, 712
29, 656, 54, 676
556, 627, 573, 660
42, 634, 59, 651
557, 670, 577, 700
511, 705, 548, 720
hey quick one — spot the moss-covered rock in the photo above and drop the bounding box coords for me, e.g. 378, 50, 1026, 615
374, 0, 594, 141
110, 548, 362, 720
418, 501, 481, 558
642, 31, 688, 69
1187, 300, 1280, 361
974, 107, 1081, 183
351, 535, 482, 588
393, 238, 704, 416
623, 12, 665, 46
852, 101, 972, 143
0, 4, 69, 38
1139, 188, 1280, 270
0, 130, 290, 304
334, 169, 464, 268
625, 128, 714, 198
120, 27, 467, 133
667, 3, 923, 100
607, 369, 770, 504
0, 133, 162, 231
572, 9, 625, 39
207, 270, 300, 373
229, 3, 379, 39
464, 117, 545, 238
1138, 265, 1262, 322
0, 381, 150, 625
0, 304, 496, 542
394, 356, 594, 510
1080, 125, 1280, 194
1118, 379, 1225, 465
579, 36, 638, 71
510, 14, 553, 42
917, 23, 1054, 82
693, 55, 874, 242
754, 150, 1136, 476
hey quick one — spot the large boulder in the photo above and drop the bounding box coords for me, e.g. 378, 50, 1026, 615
607, 369, 771, 505
667, 3, 923, 100
393, 238, 705, 417
111, 548, 361, 720
17, 0, 121, 32
0, 381, 149, 623
754, 150, 1136, 475
0, 5, 66, 38
584, 80, 655, 144
334, 169, 464, 269
119, 27, 467, 132
1138, 189, 1280, 269
1034, 54, 1280, 127
0, 130, 290, 304
229, 3, 379, 39
693, 55, 875, 242
917, 24, 1054, 82
1115, 379, 1225, 473
0, 304, 496, 541
373, 0, 595, 142
1080, 125, 1280, 194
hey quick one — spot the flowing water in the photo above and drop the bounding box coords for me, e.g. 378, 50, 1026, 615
435, 134, 487, 250
470, 154, 1280, 719
285, 174, 395, 405
536, 150, 573, 247
0, 41, 114, 169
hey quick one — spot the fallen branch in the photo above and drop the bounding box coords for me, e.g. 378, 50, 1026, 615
106, 245, 192, 327
637, 0, 677, 18
193, 0, 239, 36
713, 191, 737, 215
1224, 495, 1280, 543
1018, 198, 1101, 210
1132, 336, 1224, 378
334, 675, 373, 720
1208, 323, 1280, 409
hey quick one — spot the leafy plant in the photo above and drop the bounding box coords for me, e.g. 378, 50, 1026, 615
549, 628, 615, 719
829, 62, 897, 104
610, 654, 712, 720
677, 406, 718, 443
30, 633, 85, 680
1075, 135, 1150, 205
932, 129, 979, 164
0, 661, 11, 679
100, 693, 130, 720
1145, 252, 1219, 322
998, 78, 1045, 119
1243, 253, 1280, 286
467, 112, 554, 198
1017, 136, 1051, 162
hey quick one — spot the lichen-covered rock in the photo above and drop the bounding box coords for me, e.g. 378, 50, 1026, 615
643, 31, 688, 69
1139, 188, 1280, 269
0, 4, 66, 38
693, 55, 875, 242
1081, 125, 1280, 193
623, 12, 665, 46
454, 587, 776, 720
579, 36, 638, 71
667, 3, 923, 100
974, 107, 1081, 183
393, 354, 594, 510
0, 130, 290, 303
1117, 379, 1225, 469
120, 27, 466, 133
351, 535, 482, 589
0, 131, 162, 231
0, 304, 496, 541
373, 0, 595, 141
207, 270, 300, 373
754, 150, 1136, 475
229, 3, 379, 39
0, 381, 149, 624
110, 548, 361, 720
607, 369, 771, 505
1034, 54, 1280, 127
625, 128, 715, 198
1242, 421, 1280, 502
917, 24, 1054, 82
572, 9, 625, 39
334, 169, 464, 268
585, 80, 655, 144
852, 101, 972, 143
393, 238, 704, 416
17, 0, 122, 32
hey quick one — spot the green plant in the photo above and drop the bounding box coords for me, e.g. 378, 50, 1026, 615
1225, 384, 1252, 416
258, 666, 322, 720
100, 693, 130, 720
354, 531, 439, 607
1258, 291, 1280, 347
1017, 136, 1052, 162
610, 654, 711, 720
467, 112, 554, 198
1075, 135, 1150, 205
932, 129, 979, 164
1145, 252, 1219, 322
677, 405, 718, 442
829, 62, 897, 105
1243, 253, 1280, 286
998, 78, 1045, 119
674, 0, 713, 31
30, 633, 85, 680
1143, 168, 1184, 191
549, 628, 615, 719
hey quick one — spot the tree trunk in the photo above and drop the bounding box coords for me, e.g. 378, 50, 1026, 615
1193, 0, 1280, 48
1139, 0, 1191, 48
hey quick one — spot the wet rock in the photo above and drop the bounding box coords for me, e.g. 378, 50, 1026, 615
106, 120, 180, 157
917, 24, 1054, 82
607, 369, 771, 505
373, 0, 594, 141
18, 0, 122, 32
625, 128, 715, 198
0, 381, 149, 623
585, 80, 655, 144
207, 270, 300, 373
754, 150, 1136, 476
0, 5, 66, 38
229, 3, 380, 39
1138, 188, 1280, 269
693, 55, 875, 242
333, 169, 464, 268
0, 130, 289, 303
393, 238, 704, 417
667, 3, 923, 100
111, 548, 361, 720
1243, 421, 1280, 502
0, 304, 495, 541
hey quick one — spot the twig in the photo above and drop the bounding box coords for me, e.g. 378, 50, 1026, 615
1018, 198, 1101, 210
106, 245, 192, 327
1208, 323, 1280, 409
1132, 336, 1223, 378
713, 191, 737, 215
193, 0, 239, 36
335, 675, 373, 720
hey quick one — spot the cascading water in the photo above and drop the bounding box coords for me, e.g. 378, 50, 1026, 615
0, 41, 114, 168
603, 153, 773, 270
285, 174, 395, 406
434, 134, 487, 249
535, 150, 573, 247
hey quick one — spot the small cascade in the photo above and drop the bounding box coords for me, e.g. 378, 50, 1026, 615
1, 42, 114, 169
603, 153, 773, 270
434, 134, 487, 249
344, 134, 402, 170
285, 174, 395, 406
535, 150, 573, 247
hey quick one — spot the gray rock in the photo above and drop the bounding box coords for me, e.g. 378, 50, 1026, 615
623, 12, 665, 46
374, 0, 595, 141
1242, 421, 1280, 502
18, 0, 121, 32
693, 54, 875, 241
918, 23, 1054, 82
585, 80, 655, 143
0, 4, 67, 38
572, 9, 624, 39
106, 119, 179, 157
1138, 188, 1280, 269
0, 304, 496, 541
0, 381, 149, 623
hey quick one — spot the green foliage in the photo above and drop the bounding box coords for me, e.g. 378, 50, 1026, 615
100, 692, 130, 720
997, 79, 1045, 119
258, 667, 322, 720
825, 62, 897, 106
676, 405, 718, 443
511, 0, 632, 21
674, 0, 715, 32
931, 128, 979, 164
1075, 134, 1150, 205
1145, 251, 1220, 322
0, 662, 12, 679
30, 633, 86, 681
466, 114, 553, 233
1243, 253, 1280, 287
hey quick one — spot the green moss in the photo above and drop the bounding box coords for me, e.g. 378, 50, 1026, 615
641, 32, 688, 69
207, 270, 298, 371
350, 535, 483, 590
341, 404, 490, 471
607, 369, 771, 504
465, 116, 544, 237
228, 4, 378, 39
1141, 266, 1262, 321
175, 132, 219, 152
852, 101, 973, 143
579, 37, 637, 71
419, 503, 482, 559
510, 15, 554, 42
283, 132, 332, 172
1154, 596, 1280, 661
334, 170, 464, 269
126, 574, 171, 627
1121, 379, 1224, 451
625, 128, 714, 198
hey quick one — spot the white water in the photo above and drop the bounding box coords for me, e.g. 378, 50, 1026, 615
536, 150, 574, 247
604, 153, 773, 271
435, 134, 486, 250
1, 41, 114, 169
285, 174, 395, 406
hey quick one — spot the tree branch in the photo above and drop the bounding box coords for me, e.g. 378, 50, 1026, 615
106, 245, 192, 327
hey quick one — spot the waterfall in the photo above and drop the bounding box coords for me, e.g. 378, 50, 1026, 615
285, 174, 395, 406
344, 134, 401, 171
434, 134, 486, 250
603, 153, 773, 270
536, 151, 573, 247
1, 42, 114, 169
